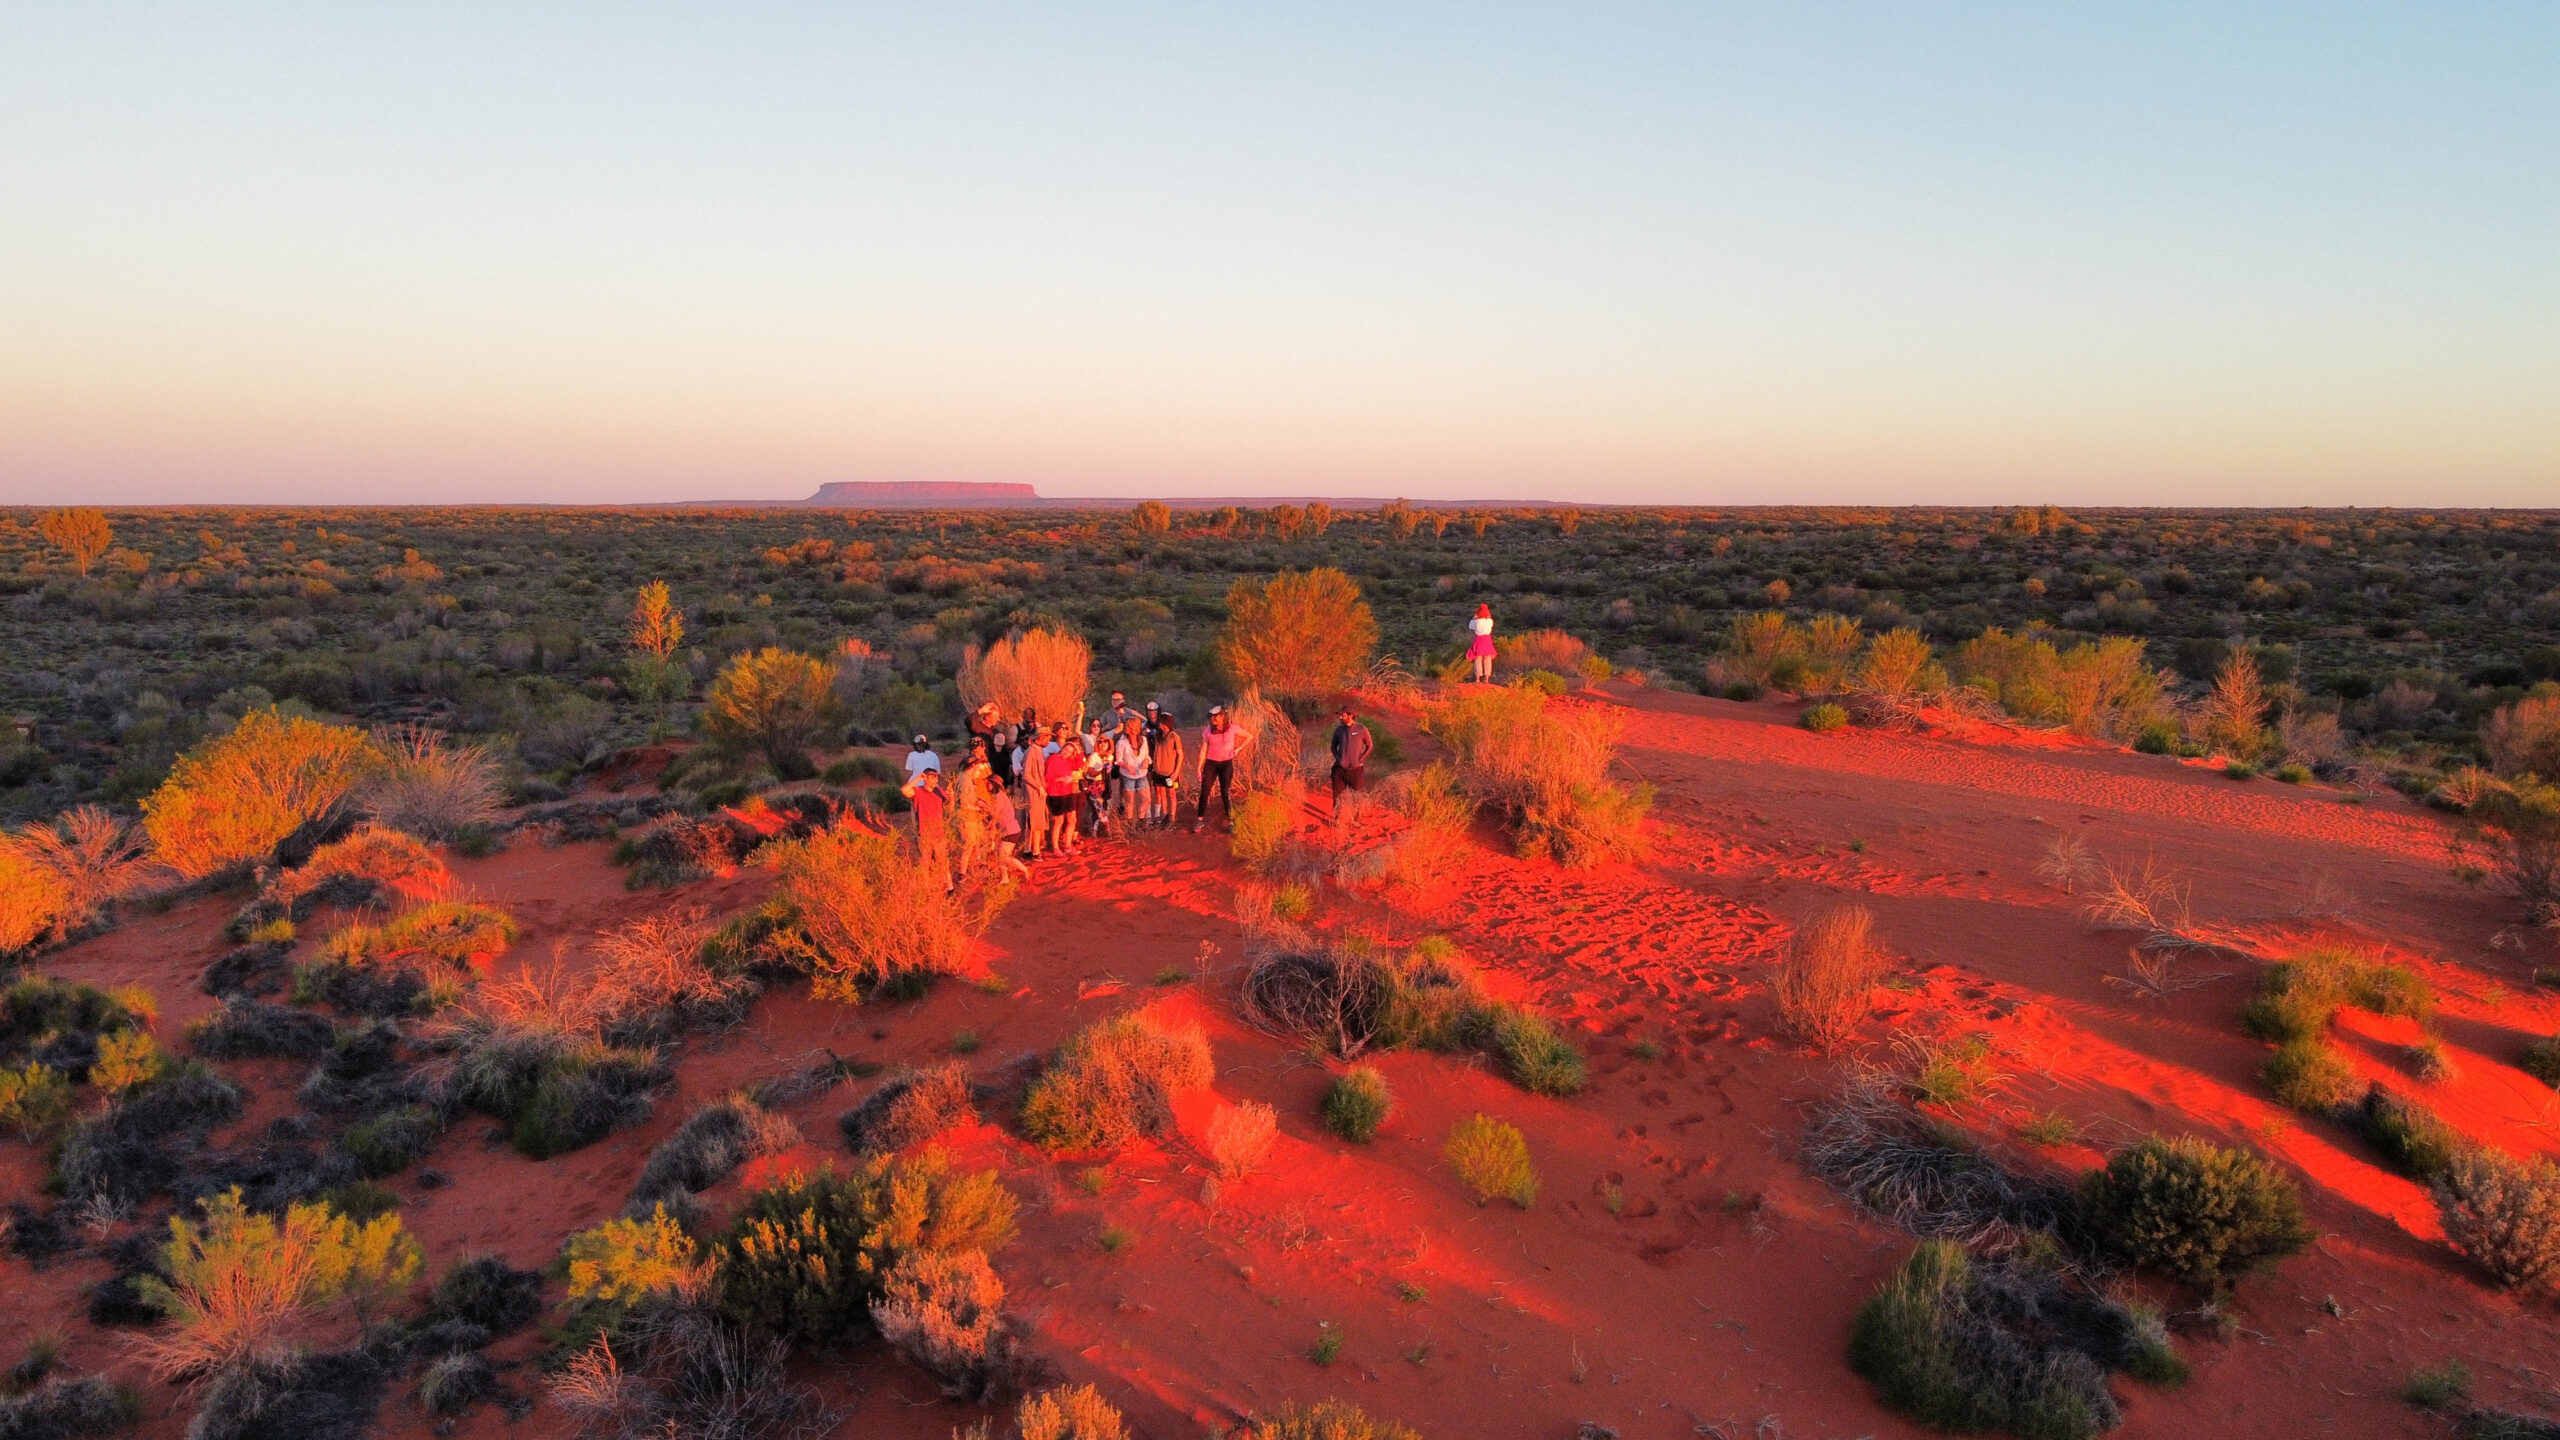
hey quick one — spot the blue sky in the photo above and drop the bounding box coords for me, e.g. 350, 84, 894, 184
1, 4, 2553, 505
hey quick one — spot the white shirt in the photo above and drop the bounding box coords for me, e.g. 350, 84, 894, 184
904, 748, 942, 777
1471, 616, 1494, 636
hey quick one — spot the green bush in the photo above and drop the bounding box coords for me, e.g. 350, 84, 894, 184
2434, 1147, 2560, 1291
1479, 1006, 1585, 1097
2354, 1086, 2461, 1183
1801, 702, 1848, 733
0, 1062, 72, 1140
1444, 1114, 1537, 1208
1229, 789, 1297, 870
1848, 1241, 2124, 1440
718, 1150, 1016, 1345
1021, 1010, 1213, 1153
2274, 763, 2313, 784
341, 1106, 440, 1178
2081, 1135, 2311, 1288
1320, 1067, 1391, 1143
2523, 1035, 2560, 1088
2264, 1038, 2361, 1114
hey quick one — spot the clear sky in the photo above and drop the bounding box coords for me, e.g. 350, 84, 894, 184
2, 5, 2554, 507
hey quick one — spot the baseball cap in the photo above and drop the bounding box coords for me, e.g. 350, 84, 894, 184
913, 733, 929, 744
1208, 704, 1224, 715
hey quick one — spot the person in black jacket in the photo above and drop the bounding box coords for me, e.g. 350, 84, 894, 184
1328, 708, 1373, 819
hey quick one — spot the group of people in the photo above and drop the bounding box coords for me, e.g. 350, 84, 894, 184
894, 690, 1265, 884
887, 603, 1497, 889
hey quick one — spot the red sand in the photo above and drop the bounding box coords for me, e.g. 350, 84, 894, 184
13, 683, 2559, 1439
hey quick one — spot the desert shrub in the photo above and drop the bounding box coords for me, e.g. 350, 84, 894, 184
841, 1064, 975, 1156
0, 1063, 72, 1141
1803, 1075, 2079, 1253
2464, 1410, 2560, 1439
1016, 1383, 1129, 1440
2484, 694, 2560, 781
1848, 1240, 2140, 1440
2264, 1038, 2361, 1114
627, 1092, 799, 1217
1321, 1067, 1391, 1143
362, 724, 505, 841
1847, 627, 1950, 723
425, 1257, 543, 1338
2434, 1147, 2560, 1291
1444, 1114, 1536, 1207
2524, 1036, 2560, 1088
1492, 627, 1592, 680
135, 1187, 421, 1380
1241, 940, 1394, 1056
1228, 687, 1307, 798
2355, 1086, 2462, 1183
86, 1029, 164, 1096
1217, 569, 1379, 705
2455, 776, 2560, 926
1774, 904, 1884, 1053
142, 710, 384, 880
55, 1063, 246, 1210
563, 1205, 712, 1339
2352, 961, 2435, 1021
1238, 1400, 1422, 1440
717, 1149, 1016, 1346
703, 647, 842, 778
1801, 702, 1848, 733
0, 976, 150, 1062
438, 1015, 664, 1159
957, 627, 1092, 723
232, 825, 449, 942
183, 1345, 389, 1440
189, 999, 337, 1060
2404, 1360, 2473, 1410
1422, 681, 1650, 866
1204, 1099, 1278, 1178
1021, 1009, 1214, 1153
341, 1106, 440, 1178
1371, 937, 1489, 1052
322, 898, 516, 972
1228, 787, 1298, 870
0, 1375, 138, 1438
417, 1350, 498, 1417
2080, 1135, 2311, 1288
869, 1247, 1008, 1397
0, 807, 148, 953
1479, 1005, 1585, 1096
548, 1293, 818, 1440
761, 821, 1005, 1000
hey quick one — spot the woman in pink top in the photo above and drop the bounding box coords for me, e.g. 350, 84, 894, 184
1467, 603, 1496, 683
1191, 704, 1251, 832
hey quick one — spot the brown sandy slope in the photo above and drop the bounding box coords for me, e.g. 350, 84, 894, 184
12, 684, 2559, 1439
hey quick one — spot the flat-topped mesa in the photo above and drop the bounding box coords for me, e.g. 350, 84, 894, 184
796, 481, 1043, 507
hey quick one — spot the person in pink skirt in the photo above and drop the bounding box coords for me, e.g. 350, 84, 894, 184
1467, 603, 1496, 683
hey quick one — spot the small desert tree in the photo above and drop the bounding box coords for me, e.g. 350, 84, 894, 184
625, 580, 689, 736
2458, 776, 2560, 926
703, 648, 840, 779
143, 710, 384, 879
1127, 501, 1171, 535
38, 508, 112, 577
957, 627, 1091, 725
1216, 569, 1377, 708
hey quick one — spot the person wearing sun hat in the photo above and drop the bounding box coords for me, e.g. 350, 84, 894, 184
1468, 603, 1497, 683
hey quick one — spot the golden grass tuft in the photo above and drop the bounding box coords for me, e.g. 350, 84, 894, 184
957, 627, 1092, 724
135, 1188, 422, 1380
1421, 682, 1649, 867
1773, 904, 1885, 1053
1203, 1099, 1278, 1179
